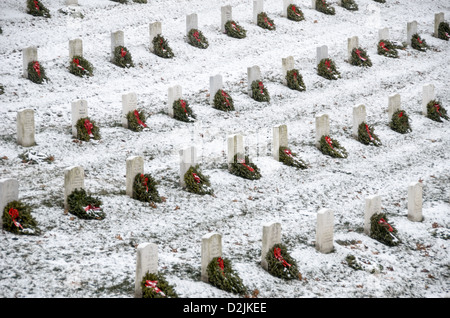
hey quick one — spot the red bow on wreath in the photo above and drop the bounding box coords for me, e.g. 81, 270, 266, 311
193, 31, 201, 42
434, 104, 441, 116
217, 257, 225, 276
238, 158, 254, 172
73, 58, 85, 71
231, 23, 240, 32
379, 42, 389, 52
417, 36, 423, 44
325, 136, 334, 149
291, 5, 301, 16
264, 17, 273, 27
140, 174, 149, 192
33, 61, 41, 77
378, 218, 393, 232
325, 60, 331, 71
84, 205, 101, 214
134, 110, 147, 128
192, 173, 201, 184
284, 149, 293, 157
258, 81, 264, 94
34, 0, 40, 10
145, 280, 166, 296
8, 208, 23, 230
398, 112, 403, 118
355, 49, 367, 61
365, 124, 374, 141
84, 119, 94, 137
274, 247, 291, 267
221, 90, 231, 107
120, 47, 127, 57
180, 100, 187, 113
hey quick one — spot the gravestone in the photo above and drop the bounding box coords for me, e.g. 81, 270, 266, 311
168, 85, 182, 118
22, 46, 38, 78
408, 182, 423, 222
201, 232, 222, 282
378, 27, 390, 41
282, 56, 294, 85
261, 222, 281, 270
149, 22, 162, 53
179, 146, 198, 187
387, 93, 401, 120
66, 0, 78, 5
407, 21, 418, 46
111, 31, 124, 62
227, 134, 244, 166
209, 74, 223, 105
272, 124, 288, 161
347, 36, 359, 60
221, 5, 232, 33
134, 242, 158, 298
0, 179, 19, 229
186, 13, 198, 35
352, 104, 366, 138
247, 65, 261, 97
126, 156, 144, 197
315, 208, 334, 253
253, 0, 264, 24
434, 13, 445, 37
422, 84, 435, 116
69, 38, 83, 60
281, 0, 291, 17
364, 195, 381, 235
17, 109, 35, 147
316, 45, 328, 65
122, 92, 138, 128
315, 113, 330, 147
311, 0, 316, 9
64, 166, 85, 210
71, 99, 88, 137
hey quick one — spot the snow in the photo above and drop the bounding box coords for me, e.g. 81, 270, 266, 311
0, 0, 449, 299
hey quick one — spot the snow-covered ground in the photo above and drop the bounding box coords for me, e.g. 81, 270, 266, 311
0, 0, 449, 298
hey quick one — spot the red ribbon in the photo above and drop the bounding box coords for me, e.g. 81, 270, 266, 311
134, 110, 147, 127
291, 5, 301, 16
120, 47, 127, 57
325, 136, 333, 149
398, 112, 403, 118
417, 36, 423, 44
258, 81, 264, 94
84, 119, 94, 137
34, 0, 40, 10
193, 31, 201, 42
140, 174, 149, 192
73, 58, 85, 71
274, 248, 291, 267
33, 61, 41, 77
217, 257, 225, 276
284, 149, 293, 157
231, 23, 240, 32
446, 32, 449, 39
365, 124, 374, 141
434, 104, 441, 116
238, 158, 254, 172
180, 100, 187, 113
264, 17, 273, 27
221, 90, 231, 107
192, 173, 201, 183
84, 205, 101, 214
325, 60, 331, 71
145, 280, 166, 296
293, 71, 298, 81
8, 208, 23, 230
379, 42, 389, 52
378, 218, 393, 232
355, 49, 367, 61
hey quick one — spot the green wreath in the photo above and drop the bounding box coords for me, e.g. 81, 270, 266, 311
187, 28, 209, 49
27, 61, 49, 84
213, 89, 235, 112
140, 271, 178, 298
250, 80, 270, 102
389, 110, 411, 134
76, 117, 101, 141
357, 122, 382, 146
370, 213, 400, 246
377, 40, 399, 58
279, 146, 308, 169
132, 173, 162, 204
67, 188, 105, 220
319, 135, 348, 158
152, 34, 175, 58
69, 56, 94, 77
224, 20, 246, 39
286, 69, 306, 91
2, 200, 40, 235
426, 100, 449, 122
206, 257, 248, 295
317, 58, 341, 80
173, 98, 196, 122
373, 0, 386, 3
127, 109, 147, 132
257, 12, 276, 31
184, 165, 213, 195
411, 33, 428, 51
287, 4, 305, 21
315, 0, 335, 15
265, 243, 300, 280
350, 47, 372, 67
438, 22, 450, 41
229, 154, 261, 180
27, 0, 51, 18
112, 45, 134, 68
341, 0, 358, 11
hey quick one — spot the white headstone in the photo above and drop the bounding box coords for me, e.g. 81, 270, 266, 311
0, 179, 19, 229
186, 13, 198, 35
434, 13, 445, 37
168, 85, 182, 118
261, 222, 281, 270
69, 38, 83, 60
179, 146, 198, 187
71, 99, 88, 137
201, 232, 222, 282
315, 208, 334, 253
126, 156, 144, 197
221, 5, 232, 33
134, 243, 158, 298
407, 21, 418, 46
17, 109, 35, 147
387, 93, 401, 120
209, 74, 223, 105
347, 36, 359, 60
247, 65, 261, 97
378, 27, 390, 41
65, 0, 78, 5
149, 22, 162, 52
111, 31, 124, 62
315, 113, 330, 147
422, 84, 435, 116
282, 56, 295, 85
316, 45, 329, 65
64, 166, 85, 210
352, 104, 366, 138
282, 0, 292, 17
312, 0, 316, 10
122, 92, 138, 128
22, 46, 38, 78
253, 0, 264, 24
272, 124, 288, 161
227, 134, 244, 166
408, 182, 423, 222
364, 195, 381, 235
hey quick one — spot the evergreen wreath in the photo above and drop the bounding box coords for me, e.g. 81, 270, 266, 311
370, 213, 400, 246
319, 135, 348, 158
229, 154, 261, 180
411, 33, 428, 52
67, 188, 106, 220
112, 46, 134, 68
285, 69, 306, 91
132, 173, 162, 204
265, 243, 300, 280
213, 89, 235, 112
317, 58, 341, 80
257, 12, 276, 31
111, 0, 127, 3
250, 80, 270, 102
140, 271, 178, 298
19, 150, 54, 164
76, 117, 101, 141
206, 257, 248, 296
27, 0, 51, 18
187, 28, 209, 49
133, 0, 147, 3
126, 109, 147, 132
377, 40, 399, 58
27, 61, 48, 84
438, 22, 450, 41
173, 98, 196, 122
315, 0, 335, 15
373, 0, 385, 3
426, 100, 449, 122
341, 0, 358, 11
350, 47, 372, 67
389, 110, 411, 134
287, 4, 305, 21
224, 20, 246, 39
2, 200, 40, 235
152, 34, 175, 58
184, 165, 214, 195
279, 146, 308, 169
69, 56, 94, 77
357, 122, 382, 146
